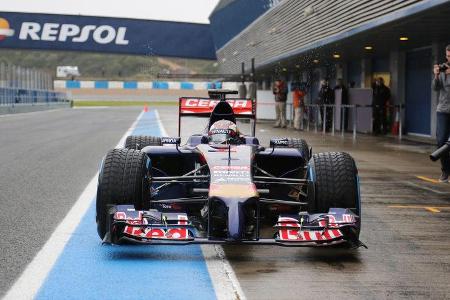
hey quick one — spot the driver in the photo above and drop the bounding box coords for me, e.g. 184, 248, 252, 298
208, 120, 241, 144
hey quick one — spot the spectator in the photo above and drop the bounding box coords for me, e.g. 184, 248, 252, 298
292, 83, 306, 130
273, 79, 288, 128
318, 79, 334, 131
372, 77, 391, 134
334, 79, 348, 130
432, 45, 450, 182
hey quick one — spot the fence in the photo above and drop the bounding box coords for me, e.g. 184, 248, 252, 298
0, 63, 68, 106
294, 104, 404, 140
0, 88, 68, 106
0, 63, 53, 90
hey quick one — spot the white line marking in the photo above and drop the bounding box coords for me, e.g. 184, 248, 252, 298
201, 245, 247, 300
154, 109, 246, 300
154, 109, 168, 136
4, 111, 145, 300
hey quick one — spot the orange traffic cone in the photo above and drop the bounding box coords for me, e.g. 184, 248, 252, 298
143, 103, 148, 112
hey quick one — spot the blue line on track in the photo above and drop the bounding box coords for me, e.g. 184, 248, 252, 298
36, 110, 216, 300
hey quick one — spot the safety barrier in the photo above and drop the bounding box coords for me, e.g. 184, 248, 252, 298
54, 80, 224, 90
298, 104, 404, 141
0, 87, 69, 106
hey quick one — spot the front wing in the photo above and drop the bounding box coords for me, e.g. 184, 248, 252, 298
105, 206, 364, 248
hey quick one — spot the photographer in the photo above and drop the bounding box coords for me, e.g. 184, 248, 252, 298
432, 44, 450, 182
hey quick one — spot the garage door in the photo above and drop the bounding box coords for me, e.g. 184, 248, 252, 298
405, 48, 432, 136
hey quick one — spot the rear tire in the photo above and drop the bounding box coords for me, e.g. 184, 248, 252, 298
125, 135, 162, 150
307, 152, 359, 215
287, 138, 310, 161
96, 148, 151, 239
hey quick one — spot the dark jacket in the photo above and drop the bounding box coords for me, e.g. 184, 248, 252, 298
318, 86, 334, 105
373, 84, 390, 106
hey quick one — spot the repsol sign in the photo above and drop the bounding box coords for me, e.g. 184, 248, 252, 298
0, 12, 216, 59
18, 23, 129, 45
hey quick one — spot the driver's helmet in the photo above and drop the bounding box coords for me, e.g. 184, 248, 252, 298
208, 120, 239, 144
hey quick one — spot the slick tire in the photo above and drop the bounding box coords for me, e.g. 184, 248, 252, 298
307, 152, 359, 215
125, 135, 162, 150
96, 148, 151, 240
287, 138, 310, 161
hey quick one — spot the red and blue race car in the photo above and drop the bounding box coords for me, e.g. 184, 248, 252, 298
96, 90, 364, 248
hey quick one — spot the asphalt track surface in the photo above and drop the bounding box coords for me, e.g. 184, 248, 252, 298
0, 108, 142, 296
1, 106, 450, 299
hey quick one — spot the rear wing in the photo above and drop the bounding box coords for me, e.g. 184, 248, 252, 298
178, 97, 257, 136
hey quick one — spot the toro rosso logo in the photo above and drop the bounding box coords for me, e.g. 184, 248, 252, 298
0, 17, 129, 45
0, 18, 14, 40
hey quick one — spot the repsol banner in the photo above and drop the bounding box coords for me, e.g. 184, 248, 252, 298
0, 12, 216, 59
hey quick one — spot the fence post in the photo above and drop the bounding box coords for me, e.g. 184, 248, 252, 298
307, 105, 310, 131
331, 105, 335, 136
399, 106, 402, 140
353, 105, 357, 141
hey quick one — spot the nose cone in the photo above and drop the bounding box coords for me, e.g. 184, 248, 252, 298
224, 200, 245, 241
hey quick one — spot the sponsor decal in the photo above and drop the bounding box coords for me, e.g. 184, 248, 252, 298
161, 137, 181, 144
124, 226, 189, 240
180, 98, 254, 115
209, 147, 237, 152
342, 214, 356, 223
276, 216, 346, 242
123, 215, 189, 240
114, 211, 147, 225
213, 166, 250, 171
209, 183, 258, 198
0, 18, 14, 40
211, 166, 251, 183
270, 138, 289, 147
210, 129, 232, 135
0, 17, 129, 45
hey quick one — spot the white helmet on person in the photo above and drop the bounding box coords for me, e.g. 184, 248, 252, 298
208, 120, 239, 144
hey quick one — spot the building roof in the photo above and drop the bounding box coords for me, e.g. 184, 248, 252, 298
210, 0, 237, 16
214, 0, 450, 75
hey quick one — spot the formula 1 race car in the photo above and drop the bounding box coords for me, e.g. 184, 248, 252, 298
96, 90, 364, 248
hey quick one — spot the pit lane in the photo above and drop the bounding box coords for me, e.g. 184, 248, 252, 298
159, 105, 450, 299
1, 105, 449, 299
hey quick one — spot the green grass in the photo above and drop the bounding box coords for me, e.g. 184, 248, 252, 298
73, 100, 177, 107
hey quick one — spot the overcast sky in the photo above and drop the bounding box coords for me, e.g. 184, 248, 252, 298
0, 0, 221, 24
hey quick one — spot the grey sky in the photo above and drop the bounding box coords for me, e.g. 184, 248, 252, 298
0, 0, 221, 24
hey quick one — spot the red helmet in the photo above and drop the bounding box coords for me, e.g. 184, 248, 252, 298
208, 120, 239, 144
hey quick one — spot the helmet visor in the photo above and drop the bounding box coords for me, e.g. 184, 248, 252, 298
209, 133, 229, 144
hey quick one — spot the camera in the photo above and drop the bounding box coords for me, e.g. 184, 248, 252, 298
438, 63, 448, 72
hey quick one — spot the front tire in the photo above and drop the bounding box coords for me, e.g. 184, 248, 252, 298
307, 152, 359, 215
96, 148, 151, 239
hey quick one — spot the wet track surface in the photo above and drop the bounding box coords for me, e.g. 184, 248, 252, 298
159, 106, 450, 299
1, 105, 449, 299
